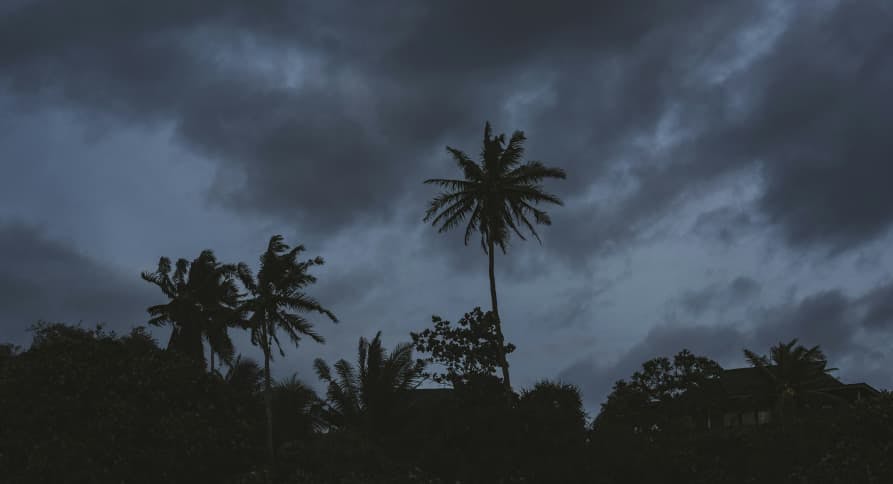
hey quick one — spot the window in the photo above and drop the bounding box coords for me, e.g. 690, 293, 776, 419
757, 410, 771, 425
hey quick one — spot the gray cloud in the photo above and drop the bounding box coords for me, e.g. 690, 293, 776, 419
677, 276, 762, 318
691, 205, 760, 246
561, 283, 893, 410
690, 1, 893, 251
5, 0, 891, 265
859, 282, 893, 329
2, 0, 893, 411
6, 1, 893, 261
0, 1, 756, 261
0, 220, 157, 345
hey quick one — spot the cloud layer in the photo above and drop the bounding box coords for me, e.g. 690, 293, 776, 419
2, 0, 893, 410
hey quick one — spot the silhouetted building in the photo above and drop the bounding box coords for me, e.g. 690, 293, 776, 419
704, 367, 880, 429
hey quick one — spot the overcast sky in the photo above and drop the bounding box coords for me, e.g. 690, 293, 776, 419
2, 0, 893, 411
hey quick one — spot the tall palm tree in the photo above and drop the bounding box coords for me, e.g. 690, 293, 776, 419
235, 235, 337, 471
141, 250, 241, 369
744, 339, 839, 420
313, 331, 426, 431
423, 121, 566, 390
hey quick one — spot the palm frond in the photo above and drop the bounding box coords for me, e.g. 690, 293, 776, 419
506, 160, 567, 185
423, 122, 565, 258
498, 130, 527, 171
314, 358, 333, 382
430, 197, 478, 234
505, 184, 565, 206
446, 147, 484, 181
422, 178, 476, 192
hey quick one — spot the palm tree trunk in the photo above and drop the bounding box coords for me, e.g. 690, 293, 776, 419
210, 349, 215, 373
488, 237, 512, 392
262, 326, 275, 482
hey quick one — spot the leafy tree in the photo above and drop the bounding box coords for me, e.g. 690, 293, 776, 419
423, 121, 566, 390
0, 323, 260, 483
141, 249, 242, 370
744, 339, 840, 420
235, 235, 337, 471
410, 306, 515, 387
0, 343, 19, 373
596, 349, 722, 432
588, 390, 893, 484
517, 381, 587, 482
314, 331, 425, 433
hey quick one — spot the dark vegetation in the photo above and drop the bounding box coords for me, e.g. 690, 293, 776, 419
0, 123, 890, 482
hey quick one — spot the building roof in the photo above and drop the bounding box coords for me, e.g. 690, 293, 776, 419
718, 366, 844, 398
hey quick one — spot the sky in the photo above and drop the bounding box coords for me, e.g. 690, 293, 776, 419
2, 0, 893, 412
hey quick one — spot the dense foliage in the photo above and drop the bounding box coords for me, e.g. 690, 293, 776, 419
588, 395, 893, 484
0, 323, 262, 483
411, 307, 515, 386
596, 349, 723, 432
1, 322, 890, 483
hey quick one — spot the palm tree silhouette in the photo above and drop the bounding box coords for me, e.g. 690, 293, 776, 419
141, 250, 241, 369
314, 331, 426, 431
423, 121, 566, 390
223, 354, 264, 394
273, 374, 328, 444
235, 235, 337, 471
744, 339, 840, 420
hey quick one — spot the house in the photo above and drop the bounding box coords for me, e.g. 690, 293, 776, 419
704, 367, 880, 429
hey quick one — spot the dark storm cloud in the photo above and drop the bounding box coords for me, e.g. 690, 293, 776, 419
734, 3, 893, 250
2, 0, 893, 420
0, 220, 156, 345
749, 290, 859, 358
858, 281, 893, 330
0, 0, 770, 263
678, 276, 762, 317
0, 0, 434, 233
561, 283, 893, 408
680, 1, 893, 251
544, 1, 893, 259
691, 205, 759, 246
2, 0, 892, 280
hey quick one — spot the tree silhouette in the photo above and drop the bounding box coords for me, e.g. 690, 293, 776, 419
744, 339, 840, 420
314, 331, 425, 432
273, 374, 327, 448
235, 235, 337, 473
223, 354, 264, 395
411, 306, 515, 387
423, 121, 566, 390
596, 349, 722, 432
141, 249, 241, 369
0, 323, 259, 482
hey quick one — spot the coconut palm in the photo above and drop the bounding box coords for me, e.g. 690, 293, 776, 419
273, 374, 327, 445
235, 235, 337, 470
141, 250, 241, 369
423, 121, 566, 390
223, 354, 264, 394
744, 339, 840, 420
313, 331, 426, 431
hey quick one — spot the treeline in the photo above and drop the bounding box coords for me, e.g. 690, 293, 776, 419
1, 321, 891, 483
